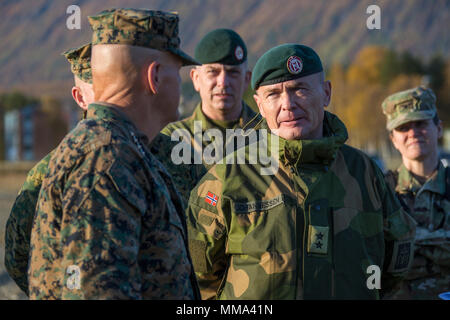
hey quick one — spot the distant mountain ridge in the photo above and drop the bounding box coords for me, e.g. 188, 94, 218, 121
0, 0, 448, 98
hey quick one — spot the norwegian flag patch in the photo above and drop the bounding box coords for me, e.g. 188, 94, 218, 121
205, 191, 219, 207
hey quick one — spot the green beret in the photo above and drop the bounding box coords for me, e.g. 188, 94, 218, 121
62, 43, 92, 84
381, 86, 437, 131
195, 28, 247, 65
88, 8, 199, 66
251, 43, 323, 90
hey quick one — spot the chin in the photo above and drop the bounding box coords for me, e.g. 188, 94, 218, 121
279, 130, 303, 140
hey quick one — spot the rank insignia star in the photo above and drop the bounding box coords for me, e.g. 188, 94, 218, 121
308, 225, 329, 255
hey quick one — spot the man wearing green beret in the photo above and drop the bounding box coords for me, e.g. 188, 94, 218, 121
382, 87, 449, 299
28, 8, 200, 300
4, 43, 95, 296
186, 43, 416, 299
161, 29, 256, 183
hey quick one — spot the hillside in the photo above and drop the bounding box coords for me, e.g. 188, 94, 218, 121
0, 0, 448, 98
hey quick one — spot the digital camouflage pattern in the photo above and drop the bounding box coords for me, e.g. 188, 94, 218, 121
88, 8, 198, 66
385, 163, 450, 299
4, 43, 94, 295
149, 133, 200, 207
28, 103, 199, 299
4, 151, 54, 295
62, 43, 92, 84
381, 86, 437, 131
187, 111, 417, 300
4, 133, 197, 297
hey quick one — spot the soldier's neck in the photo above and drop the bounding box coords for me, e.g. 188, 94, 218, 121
202, 102, 242, 122
402, 152, 439, 181
96, 93, 164, 142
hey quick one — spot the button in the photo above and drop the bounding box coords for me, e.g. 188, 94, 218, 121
324, 166, 329, 172
314, 204, 321, 211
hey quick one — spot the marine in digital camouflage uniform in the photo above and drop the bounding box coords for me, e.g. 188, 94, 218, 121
186, 44, 417, 300
382, 87, 450, 299
5, 43, 197, 297
28, 8, 200, 299
4, 43, 93, 296
161, 29, 257, 178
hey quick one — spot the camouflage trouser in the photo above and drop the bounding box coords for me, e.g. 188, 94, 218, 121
390, 275, 450, 300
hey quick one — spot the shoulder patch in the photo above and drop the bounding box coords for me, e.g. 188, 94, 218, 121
205, 191, 219, 207
388, 239, 414, 273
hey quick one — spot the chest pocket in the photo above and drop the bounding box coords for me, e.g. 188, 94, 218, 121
227, 194, 291, 255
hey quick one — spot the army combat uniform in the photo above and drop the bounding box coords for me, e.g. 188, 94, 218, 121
386, 163, 450, 299
382, 87, 450, 299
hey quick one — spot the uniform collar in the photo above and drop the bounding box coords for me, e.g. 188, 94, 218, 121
277, 111, 348, 167
396, 161, 446, 196
192, 101, 257, 131
86, 102, 149, 144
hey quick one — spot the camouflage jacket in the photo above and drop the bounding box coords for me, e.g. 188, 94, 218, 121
187, 111, 416, 300
161, 101, 257, 171
4, 151, 54, 295
28, 103, 199, 300
4, 133, 196, 297
385, 163, 450, 298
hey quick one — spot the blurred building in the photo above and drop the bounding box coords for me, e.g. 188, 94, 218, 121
2, 100, 79, 161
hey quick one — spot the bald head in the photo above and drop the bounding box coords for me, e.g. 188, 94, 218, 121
92, 44, 163, 102
91, 44, 183, 140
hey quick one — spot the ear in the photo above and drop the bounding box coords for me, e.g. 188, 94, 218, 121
389, 131, 401, 151
190, 67, 201, 92
323, 80, 332, 108
71, 86, 88, 110
437, 120, 443, 139
253, 92, 266, 118
244, 70, 252, 89
147, 60, 161, 95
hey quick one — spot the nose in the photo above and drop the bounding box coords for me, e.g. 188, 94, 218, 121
280, 91, 296, 110
406, 124, 422, 138
216, 70, 230, 88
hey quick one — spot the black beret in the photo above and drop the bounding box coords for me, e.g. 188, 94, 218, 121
251, 43, 323, 90
195, 29, 247, 65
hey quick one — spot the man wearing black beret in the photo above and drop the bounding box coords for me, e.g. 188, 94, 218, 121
186, 43, 417, 299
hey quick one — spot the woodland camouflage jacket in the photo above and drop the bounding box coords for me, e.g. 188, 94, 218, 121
187, 111, 417, 300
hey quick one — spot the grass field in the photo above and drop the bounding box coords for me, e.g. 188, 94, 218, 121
0, 172, 29, 299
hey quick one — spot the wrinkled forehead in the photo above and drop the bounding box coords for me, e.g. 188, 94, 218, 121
198, 62, 245, 72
